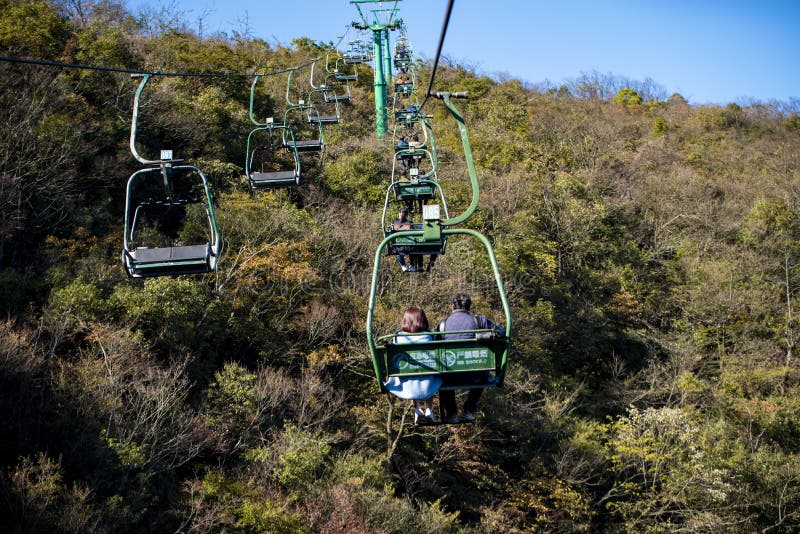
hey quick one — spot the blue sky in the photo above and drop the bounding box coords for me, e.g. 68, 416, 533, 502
128, 0, 800, 105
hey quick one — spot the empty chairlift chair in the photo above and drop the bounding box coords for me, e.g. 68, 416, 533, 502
246, 118, 301, 188
122, 74, 221, 278
306, 88, 341, 126
312, 58, 351, 105
282, 68, 324, 153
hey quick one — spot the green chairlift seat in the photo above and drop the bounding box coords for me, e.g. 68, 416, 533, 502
368, 229, 511, 392
282, 68, 325, 154
377, 330, 506, 387
284, 103, 324, 153
344, 40, 372, 64
248, 74, 304, 188
367, 92, 512, 412
394, 105, 421, 126
390, 145, 439, 207
124, 243, 215, 277
332, 56, 359, 82
323, 79, 352, 103
334, 72, 358, 82
395, 81, 414, 95
384, 225, 447, 257
393, 34, 413, 70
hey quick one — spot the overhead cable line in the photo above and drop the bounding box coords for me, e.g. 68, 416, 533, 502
419, 0, 455, 113
0, 55, 322, 78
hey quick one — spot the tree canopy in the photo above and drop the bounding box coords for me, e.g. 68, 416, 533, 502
2, 1, 800, 532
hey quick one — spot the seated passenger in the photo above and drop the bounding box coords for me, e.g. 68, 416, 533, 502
437, 293, 505, 423
384, 306, 441, 424
391, 207, 420, 272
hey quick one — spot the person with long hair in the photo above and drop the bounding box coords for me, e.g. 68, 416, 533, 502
384, 306, 442, 424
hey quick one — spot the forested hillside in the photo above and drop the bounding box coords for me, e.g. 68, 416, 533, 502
2, 1, 800, 532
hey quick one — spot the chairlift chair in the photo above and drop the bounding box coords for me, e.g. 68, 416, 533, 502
246, 118, 302, 188
344, 40, 372, 64
391, 153, 438, 207
323, 77, 352, 104
283, 69, 324, 153
393, 36, 412, 70
122, 75, 220, 278
306, 88, 341, 126
332, 57, 358, 82
367, 91, 512, 404
310, 57, 351, 106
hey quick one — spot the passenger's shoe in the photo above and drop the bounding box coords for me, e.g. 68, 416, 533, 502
444, 414, 461, 424
424, 408, 438, 423
413, 407, 425, 424
460, 411, 476, 422
400, 265, 408, 272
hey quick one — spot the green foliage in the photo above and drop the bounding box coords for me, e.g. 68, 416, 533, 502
111, 277, 211, 350
235, 499, 304, 533
612, 88, 643, 108
668, 92, 688, 106
3, 3, 800, 531
0, 0, 68, 57
322, 147, 387, 204
5, 453, 99, 532
49, 279, 113, 323
101, 430, 146, 469
273, 423, 331, 494
190, 471, 304, 533
204, 362, 265, 449
652, 117, 668, 135
291, 36, 325, 53
330, 451, 392, 491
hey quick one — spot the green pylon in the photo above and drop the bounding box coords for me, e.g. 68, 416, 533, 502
351, 0, 402, 138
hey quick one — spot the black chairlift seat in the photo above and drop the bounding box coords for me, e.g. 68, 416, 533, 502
249, 170, 300, 188
124, 243, 215, 278
308, 115, 339, 125
334, 73, 357, 82
325, 92, 351, 103
289, 139, 323, 152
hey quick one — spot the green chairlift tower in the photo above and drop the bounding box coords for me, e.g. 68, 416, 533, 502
351, 0, 402, 138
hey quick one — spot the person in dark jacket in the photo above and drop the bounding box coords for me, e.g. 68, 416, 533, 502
437, 293, 505, 423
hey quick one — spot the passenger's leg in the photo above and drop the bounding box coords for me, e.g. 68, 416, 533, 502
439, 390, 458, 421
396, 255, 408, 271
425, 254, 436, 272
463, 388, 483, 414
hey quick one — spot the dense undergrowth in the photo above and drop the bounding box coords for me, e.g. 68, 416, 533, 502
2, 1, 800, 532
